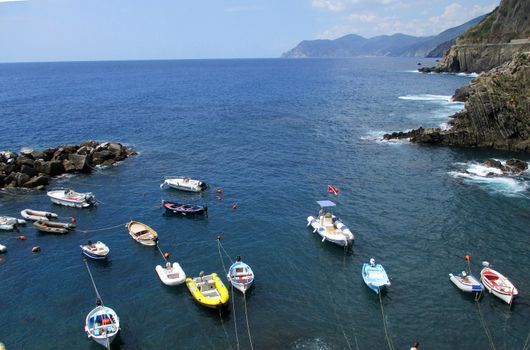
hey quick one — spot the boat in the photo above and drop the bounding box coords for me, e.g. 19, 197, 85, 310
80, 241, 110, 260
186, 272, 229, 308
160, 177, 208, 192
480, 262, 518, 304
162, 200, 208, 216
85, 304, 120, 348
0, 216, 26, 231
307, 200, 354, 247
155, 261, 186, 286
47, 189, 96, 208
449, 271, 484, 293
362, 258, 391, 294
126, 221, 158, 246
0, 244, 6, 253
33, 220, 75, 234
227, 257, 254, 294
20, 209, 58, 221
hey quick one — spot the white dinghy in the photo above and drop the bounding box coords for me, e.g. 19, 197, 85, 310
227, 257, 254, 294
160, 177, 208, 192
47, 189, 96, 208
480, 262, 518, 305
156, 262, 186, 286
20, 209, 58, 221
307, 200, 353, 247
0, 244, 6, 253
0, 216, 26, 231
449, 271, 484, 293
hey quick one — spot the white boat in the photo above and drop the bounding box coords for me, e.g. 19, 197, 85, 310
80, 241, 110, 260
0, 216, 26, 231
20, 209, 58, 221
85, 305, 120, 348
307, 200, 354, 247
449, 271, 484, 293
160, 177, 208, 192
362, 258, 391, 294
480, 262, 518, 304
47, 189, 96, 208
227, 258, 254, 294
0, 244, 6, 253
155, 262, 186, 286
126, 221, 158, 246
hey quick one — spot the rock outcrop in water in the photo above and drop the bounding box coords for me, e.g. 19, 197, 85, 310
385, 52, 530, 153
0, 141, 137, 189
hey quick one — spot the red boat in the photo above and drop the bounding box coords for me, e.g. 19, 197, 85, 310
480, 262, 518, 304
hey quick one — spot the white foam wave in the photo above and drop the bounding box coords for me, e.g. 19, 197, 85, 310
360, 130, 410, 144
456, 72, 480, 78
399, 94, 452, 102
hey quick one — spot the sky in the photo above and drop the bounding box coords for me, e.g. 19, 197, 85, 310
0, 0, 498, 62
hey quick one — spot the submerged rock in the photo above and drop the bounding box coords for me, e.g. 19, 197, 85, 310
505, 159, 528, 173
0, 141, 136, 190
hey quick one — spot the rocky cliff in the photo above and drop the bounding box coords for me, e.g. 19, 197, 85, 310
386, 52, 530, 153
436, 0, 530, 72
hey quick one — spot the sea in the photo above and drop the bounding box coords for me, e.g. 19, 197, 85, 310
0, 58, 529, 350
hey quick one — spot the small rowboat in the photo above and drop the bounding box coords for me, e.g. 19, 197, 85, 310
85, 305, 120, 349
186, 272, 229, 309
80, 241, 110, 260
227, 258, 254, 294
0, 244, 6, 253
126, 221, 158, 246
362, 258, 391, 294
33, 220, 75, 234
449, 271, 484, 293
480, 262, 518, 304
47, 189, 96, 208
155, 262, 186, 286
162, 200, 208, 216
307, 200, 354, 247
0, 216, 26, 231
160, 177, 208, 192
20, 209, 58, 221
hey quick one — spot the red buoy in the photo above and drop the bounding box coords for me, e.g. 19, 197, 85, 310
70, 217, 77, 223
465, 255, 471, 261
217, 189, 223, 194
232, 203, 237, 209
19, 235, 27, 241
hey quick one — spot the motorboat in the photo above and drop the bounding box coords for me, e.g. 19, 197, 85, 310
85, 305, 120, 349
449, 271, 484, 293
21, 209, 58, 221
80, 241, 110, 260
126, 221, 158, 246
47, 189, 96, 208
33, 220, 75, 234
160, 177, 208, 192
480, 262, 518, 304
162, 200, 208, 216
0, 244, 6, 253
155, 261, 186, 286
186, 272, 229, 309
227, 258, 254, 294
307, 200, 353, 246
0, 216, 26, 231
362, 258, 391, 294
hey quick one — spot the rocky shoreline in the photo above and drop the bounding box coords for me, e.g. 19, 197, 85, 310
0, 141, 137, 190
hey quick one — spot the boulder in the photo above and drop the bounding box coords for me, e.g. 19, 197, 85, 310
14, 172, 30, 187
30, 150, 45, 160
62, 160, 77, 173
20, 165, 38, 178
76, 145, 92, 155
68, 153, 89, 171
34, 160, 65, 176
52, 147, 70, 161
101, 159, 116, 167
80, 140, 98, 148
505, 159, 528, 173
42, 148, 56, 161
91, 150, 113, 165
0, 163, 15, 175
23, 175, 50, 188
16, 156, 35, 167
483, 159, 504, 171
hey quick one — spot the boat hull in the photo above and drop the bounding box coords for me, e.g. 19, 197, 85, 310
161, 178, 208, 192
362, 263, 391, 294
85, 306, 120, 349
20, 209, 58, 222
47, 190, 96, 208
481, 267, 518, 304
33, 220, 73, 234
449, 273, 483, 293
155, 262, 186, 286
186, 273, 229, 308
227, 261, 254, 294
307, 216, 353, 247
162, 200, 207, 216
80, 242, 110, 260
0, 217, 26, 231
126, 221, 158, 246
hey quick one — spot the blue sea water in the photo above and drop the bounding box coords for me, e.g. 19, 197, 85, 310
0, 58, 529, 350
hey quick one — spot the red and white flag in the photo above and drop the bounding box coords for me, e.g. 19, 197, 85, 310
327, 184, 339, 196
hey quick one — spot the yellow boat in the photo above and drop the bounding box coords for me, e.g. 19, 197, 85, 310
186, 272, 229, 309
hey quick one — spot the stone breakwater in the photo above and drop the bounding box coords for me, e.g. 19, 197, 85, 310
0, 141, 137, 189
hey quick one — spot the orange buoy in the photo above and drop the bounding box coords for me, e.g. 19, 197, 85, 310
465, 255, 471, 261
32, 246, 41, 253
163, 252, 170, 260
70, 217, 77, 223
19, 235, 27, 241
232, 203, 237, 209
217, 189, 223, 193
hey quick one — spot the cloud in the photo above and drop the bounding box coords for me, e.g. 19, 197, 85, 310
311, 0, 356, 12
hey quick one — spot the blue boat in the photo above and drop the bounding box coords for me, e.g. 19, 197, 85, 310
362, 258, 391, 294
80, 241, 110, 260
162, 200, 208, 216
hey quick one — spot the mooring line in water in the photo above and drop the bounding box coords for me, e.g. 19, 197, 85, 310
243, 293, 255, 350
326, 284, 353, 350
78, 222, 130, 233
522, 330, 530, 350
217, 238, 240, 350
476, 300, 497, 350
378, 292, 395, 350
218, 308, 234, 350
84, 258, 103, 304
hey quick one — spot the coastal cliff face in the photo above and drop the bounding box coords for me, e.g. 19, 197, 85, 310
386, 52, 530, 153
436, 0, 530, 73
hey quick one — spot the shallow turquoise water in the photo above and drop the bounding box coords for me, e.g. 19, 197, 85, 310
0, 58, 529, 349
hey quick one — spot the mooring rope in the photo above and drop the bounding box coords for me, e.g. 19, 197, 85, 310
522, 330, 530, 350
378, 292, 395, 350
326, 284, 353, 350
84, 258, 103, 304
476, 300, 497, 350
78, 222, 129, 233
219, 306, 234, 350
243, 293, 254, 350
216, 238, 239, 350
